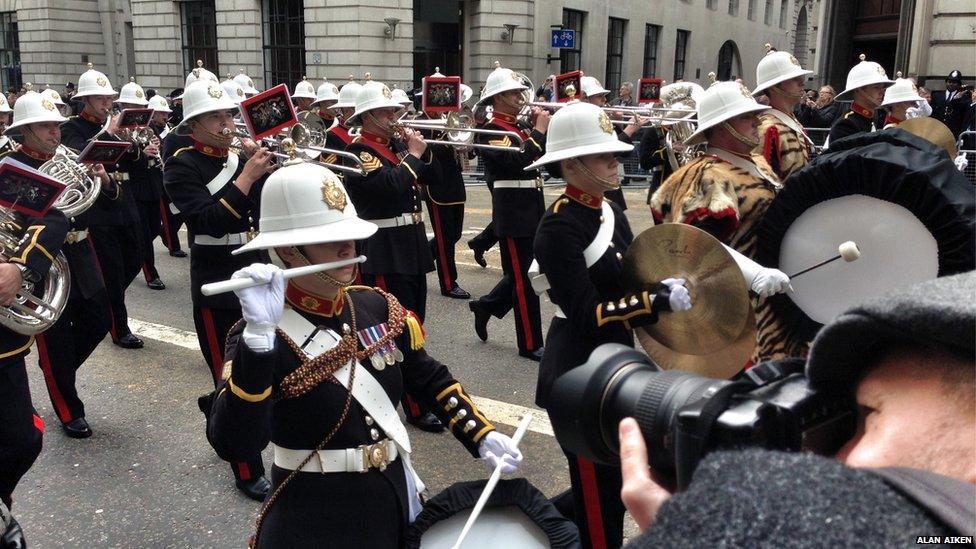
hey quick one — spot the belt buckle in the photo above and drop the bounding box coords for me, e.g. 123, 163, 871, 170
534, 177, 543, 189
66, 232, 77, 244
361, 441, 389, 472
411, 212, 422, 224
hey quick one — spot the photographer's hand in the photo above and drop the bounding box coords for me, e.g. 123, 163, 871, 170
619, 418, 672, 532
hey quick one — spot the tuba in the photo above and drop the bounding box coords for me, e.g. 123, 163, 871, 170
659, 82, 705, 167
0, 208, 70, 335
38, 146, 100, 218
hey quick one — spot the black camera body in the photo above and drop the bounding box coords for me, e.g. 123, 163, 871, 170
548, 344, 855, 489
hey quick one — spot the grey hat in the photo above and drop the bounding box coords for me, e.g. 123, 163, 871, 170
806, 272, 976, 392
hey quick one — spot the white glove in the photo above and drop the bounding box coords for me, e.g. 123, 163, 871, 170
232, 263, 285, 351
661, 278, 692, 312
954, 151, 969, 172
750, 268, 791, 297
478, 431, 523, 475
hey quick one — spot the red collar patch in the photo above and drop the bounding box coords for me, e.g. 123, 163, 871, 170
286, 285, 344, 317
492, 111, 518, 124
851, 102, 875, 118
883, 114, 902, 126
19, 145, 54, 161
564, 185, 602, 209
360, 130, 391, 147
80, 109, 104, 124
191, 138, 228, 158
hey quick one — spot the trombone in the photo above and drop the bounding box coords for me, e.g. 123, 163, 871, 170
220, 127, 367, 176
395, 112, 524, 151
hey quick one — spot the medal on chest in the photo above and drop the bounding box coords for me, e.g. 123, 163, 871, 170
357, 323, 403, 370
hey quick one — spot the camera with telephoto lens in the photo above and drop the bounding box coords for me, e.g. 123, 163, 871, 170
548, 343, 857, 490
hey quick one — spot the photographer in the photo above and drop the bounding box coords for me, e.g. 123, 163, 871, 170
619, 272, 975, 546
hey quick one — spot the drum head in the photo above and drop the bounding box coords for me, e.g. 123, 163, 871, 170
419, 506, 549, 549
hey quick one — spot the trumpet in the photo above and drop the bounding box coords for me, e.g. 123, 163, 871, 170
393, 112, 524, 151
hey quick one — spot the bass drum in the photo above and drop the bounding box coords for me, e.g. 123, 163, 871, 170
404, 478, 580, 549
756, 129, 975, 340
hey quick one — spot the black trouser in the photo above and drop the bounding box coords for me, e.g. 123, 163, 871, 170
159, 196, 184, 253
562, 448, 625, 549
468, 221, 497, 254
0, 355, 44, 509
136, 199, 162, 282
192, 306, 266, 484
35, 286, 111, 424
426, 200, 464, 293
89, 225, 143, 341
475, 236, 543, 354
362, 273, 430, 421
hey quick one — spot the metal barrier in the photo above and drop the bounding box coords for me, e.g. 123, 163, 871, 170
958, 131, 976, 184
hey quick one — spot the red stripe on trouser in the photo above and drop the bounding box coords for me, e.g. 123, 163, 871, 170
505, 238, 535, 350
35, 334, 72, 423
33, 414, 44, 433
86, 235, 118, 340
577, 456, 608, 549
158, 199, 173, 250
430, 204, 452, 290
374, 274, 388, 292
236, 461, 252, 481
404, 395, 421, 417
142, 265, 151, 282
199, 308, 224, 382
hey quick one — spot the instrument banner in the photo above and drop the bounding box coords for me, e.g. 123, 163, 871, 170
0, 157, 67, 217
77, 140, 131, 165
116, 108, 154, 129
638, 77, 663, 105
422, 75, 461, 113
239, 83, 297, 141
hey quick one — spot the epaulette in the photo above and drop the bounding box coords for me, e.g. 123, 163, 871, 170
551, 197, 570, 214
345, 285, 378, 293
171, 146, 195, 158
843, 111, 855, 119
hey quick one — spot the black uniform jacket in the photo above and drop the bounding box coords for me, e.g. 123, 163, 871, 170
533, 186, 664, 408
161, 131, 192, 164
476, 112, 546, 238
163, 140, 266, 309
2, 147, 116, 299
424, 143, 466, 205
0, 199, 68, 360
60, 112, 146, 226
827, 103, 875, 145
208, 286, 493, 545
344, 131, 436, 275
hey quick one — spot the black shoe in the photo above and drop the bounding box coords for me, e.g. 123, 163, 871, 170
62, 417, 93, 438
407, 412, 446, 433
518, 347, 544, 362
468, 242, 487, 268
114, 333, 144, 349
235, 476, 271, 502
442, 285, 471, 299
147, 278, 166, 290
197, 392, 214, 415
2, 517, 26, 549
469, 301, 490, 342
169, 249, 187, 258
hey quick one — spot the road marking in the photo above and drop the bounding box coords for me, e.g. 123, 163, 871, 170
127, 317, 553, 437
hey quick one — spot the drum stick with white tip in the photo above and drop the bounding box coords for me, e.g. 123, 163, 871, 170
788, 241, 860, 279
452, 413, 534, 549
200, 256, 366, 296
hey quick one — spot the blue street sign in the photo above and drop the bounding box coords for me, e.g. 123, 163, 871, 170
550, 29, 576, 49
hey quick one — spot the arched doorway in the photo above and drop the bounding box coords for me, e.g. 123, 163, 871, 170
794, 5, 809, 67
717, 40, 742, 81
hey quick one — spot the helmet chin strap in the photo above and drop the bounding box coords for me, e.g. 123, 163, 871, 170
770, 84, 805, 101
291, 246, 357, 288
721, 121, 759, 149
572, 158, 620, 191
364, 111, 393, 137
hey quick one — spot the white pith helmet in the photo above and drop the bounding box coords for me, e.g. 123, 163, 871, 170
75, 63, 117, 98
477, 61, 528, 106
5, 91, 69, 134
685, 81, 769, 145
391, 86, 412, 106
292, 76, 317, 101
835, 54, 895, 101
333, 76, 363, 109
41, 87, 66, 107
312, 79, 340, 106
525, 102, 633, 170
234, 69, 260, 95
882, 75, 924, 107
580, 76, 610, 98
175, 80, 238, 134
118, 77, 150, 106
0, 94, 11, 114
221, 77, 247, 105
148, 95, 173, 113
348, 76, 403, 125
234, 162, 377, 255
752, 45, 813, 95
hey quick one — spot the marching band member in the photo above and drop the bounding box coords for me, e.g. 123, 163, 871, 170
326, 76, 363, 150
881, 75, 926, 129
117, 78, 167, 291
651, 82, 799, 363
827, 54, 894, 146
467, 62, 549, 361
4, 92, 118, 439
291, 77, 316, 113
580, 75, 638, 210
61, 65, 149, 350
530, 102, 692, 549
234, 68, 261, 98
0, 95, 12, 153
343, 78, 445, 432
41, 87, 68, 117
752, 47, 815, 180
148, 94, 186, 257
163, 79, 274, 501
206, 162, 522, 547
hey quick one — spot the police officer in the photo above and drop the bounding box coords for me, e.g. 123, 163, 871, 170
827, 54, 894, 146
206, 161, 522, 547
343, 78, 445, 432
60, 65, 148, 350
753, 47, 816, 181
148, 94, 186, 257
931, 70, 972, 137
579, 75, 639, 210
163, 79, 274, 501
531, 101, 692, 549
2, 91, 119, 439
467, 63, 549, 361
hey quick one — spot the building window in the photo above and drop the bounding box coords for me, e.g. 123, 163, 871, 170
706, 0, 717, 9
605, 18, 625, 94
764, 0, 774, 24
0, 12, 19, 93
560, 9, 585, 72
179, 0, 218, 76
643, 24, 661, 76
717, 40, 742, 81
262, 0, 306, 91
779, 0, 789, 28
747, 0, 756, 19
728, 0, 739, 16
674, 29, 690, 81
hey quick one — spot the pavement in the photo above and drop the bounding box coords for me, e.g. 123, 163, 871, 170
15, 185, 655, 548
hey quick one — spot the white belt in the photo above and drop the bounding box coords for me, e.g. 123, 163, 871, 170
194, 232, 248, 246
65, 229, 88, 244
371, 212, 423, 229
493, 178, 543, 190
273, 440, 398, 474
553, 305, 566, 319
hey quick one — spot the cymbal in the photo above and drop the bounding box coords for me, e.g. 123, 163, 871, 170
898, 117, 957, 157
636, 309, 756, 379
621, 223, 751, 355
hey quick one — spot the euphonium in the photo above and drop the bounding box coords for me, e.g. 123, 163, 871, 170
0, 208, 70, 335
659, 83, 704, 166
38, 146, 100, 218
